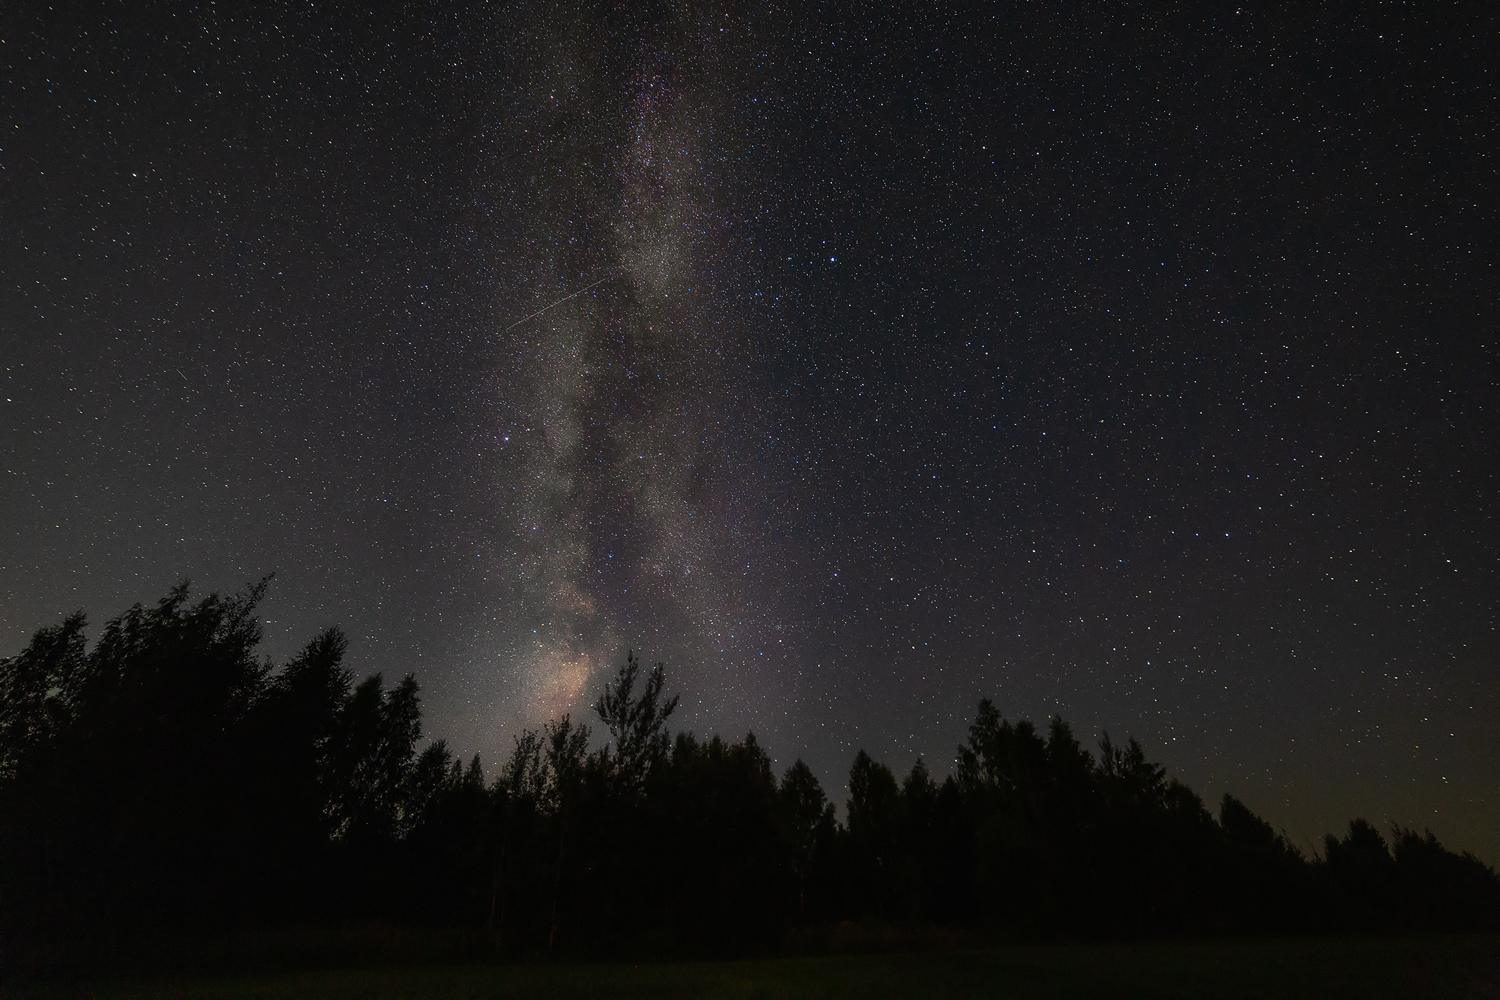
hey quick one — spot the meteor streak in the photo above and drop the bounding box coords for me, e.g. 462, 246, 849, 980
501, 271, 620, 333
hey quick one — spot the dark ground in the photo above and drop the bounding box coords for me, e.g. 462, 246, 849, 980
8, 935, 1500, 1000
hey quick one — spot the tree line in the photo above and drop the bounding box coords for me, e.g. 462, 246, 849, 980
1, 582, 1495, 958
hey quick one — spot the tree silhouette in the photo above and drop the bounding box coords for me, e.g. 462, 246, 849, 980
0, 610, 86, 782
6, 583, 1500, 959
847, 749, 901, 920
781, 758, 836, 919
241, 626, 354, 916
543, 714, 591, 946
322, 672, 423, 844
594, 650, 679, 790
1391, 825, 1500, 931
487, 727, 549, 941
1217, 794, 1307, 931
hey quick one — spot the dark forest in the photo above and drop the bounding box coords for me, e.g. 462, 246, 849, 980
3, 582, 1496, 967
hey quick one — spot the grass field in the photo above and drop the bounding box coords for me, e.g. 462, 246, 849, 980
9, 936, 1500, 999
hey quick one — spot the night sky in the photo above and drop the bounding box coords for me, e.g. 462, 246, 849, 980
4, 5, 1496, 863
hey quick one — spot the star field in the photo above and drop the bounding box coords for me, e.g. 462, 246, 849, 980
2, 4, 1496, 862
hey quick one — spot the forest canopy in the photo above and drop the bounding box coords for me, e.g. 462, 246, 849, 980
1, 581, 1495, 957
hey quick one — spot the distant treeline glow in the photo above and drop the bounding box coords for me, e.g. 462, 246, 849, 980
2, 581, 1496, 955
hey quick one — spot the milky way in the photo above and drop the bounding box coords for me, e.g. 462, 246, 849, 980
463, 12, 783, 738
